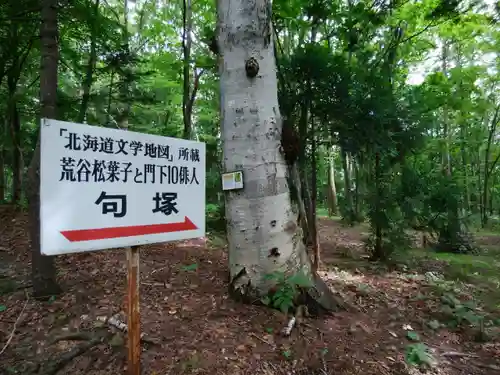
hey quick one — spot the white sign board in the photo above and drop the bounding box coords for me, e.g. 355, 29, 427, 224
40, 118, 206, 255
221, 171, 243, 191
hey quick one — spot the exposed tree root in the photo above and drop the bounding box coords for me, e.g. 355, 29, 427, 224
42, 335, 104, 375
229, 266, 351, 318
305, 272, 351, 315
49, 332, 96, 345
41, 314, 161, 374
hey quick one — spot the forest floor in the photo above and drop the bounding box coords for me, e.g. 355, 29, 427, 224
1, 206, 500, 375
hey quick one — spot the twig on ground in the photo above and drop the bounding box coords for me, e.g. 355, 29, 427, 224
16, 283, 33, 290
249, 332, 275, 348
442, 351, 479, 358
43, 336, 103, 375
141, 282, 166, 287
0, 290, 29, 356
320, 348, 328, 375
303, 322, 325, 341
473, 362, 500, 371
151, 266, 167, 275
50, 332, 96, 345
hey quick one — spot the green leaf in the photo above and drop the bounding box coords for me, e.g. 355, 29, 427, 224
48, 295, 56, 304
463, 300, 477, 310
260, 296, 271, 306
279, 299, 293, 314
273, 296, 285, 309
406, 331, 420, 341
287, 270, 314, 288
0, 305, 6, 312
405, 343, 435, 367
182, 263, 198, 271
427, 320, 440, 330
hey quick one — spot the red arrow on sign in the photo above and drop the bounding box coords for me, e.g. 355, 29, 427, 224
60, 216, 198, 242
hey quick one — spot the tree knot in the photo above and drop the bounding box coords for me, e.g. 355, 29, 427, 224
245, 57, 259, 78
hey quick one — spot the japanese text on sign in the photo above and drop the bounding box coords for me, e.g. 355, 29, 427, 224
40, 119, 206, 256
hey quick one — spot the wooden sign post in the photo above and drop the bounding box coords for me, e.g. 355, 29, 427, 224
39, 118, 206, 375
127, 246, 141, 375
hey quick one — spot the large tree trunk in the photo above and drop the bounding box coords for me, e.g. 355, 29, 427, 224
29, 0, 61, 299
217, 0, 309, 290
216, 0, 341, 313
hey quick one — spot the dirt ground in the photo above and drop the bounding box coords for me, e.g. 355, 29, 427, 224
0, 207, 499, 375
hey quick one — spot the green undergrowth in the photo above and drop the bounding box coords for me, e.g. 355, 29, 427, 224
391, 247, 500, 317
0, 277, 17, 296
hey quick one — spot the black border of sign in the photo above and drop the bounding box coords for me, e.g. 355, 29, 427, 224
221, 170, 244, 191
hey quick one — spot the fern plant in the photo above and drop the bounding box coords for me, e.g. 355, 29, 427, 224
260, 270, 313, 314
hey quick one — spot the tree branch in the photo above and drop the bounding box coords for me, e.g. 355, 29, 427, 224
0, 291, 29, 356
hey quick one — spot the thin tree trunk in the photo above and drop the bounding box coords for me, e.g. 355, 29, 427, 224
441, 41, 451, 176
78, 0, 100, 123
461, 126, 470, 212
10, 104, 22, 204
29, 0, 62, 299
185, 69, 204, 139
119, 0, 131, 128
182, 0, 193, 139
106, 73, 114, 126
478, 150, 482, 215
354, 158, 360, 217
341, 147, 353, 221
298, 101, 313, 244
482, 106, 500, 226
327, 149, 338, 216
0, 116, 4, 202
7, 13, 22, 205
455, 44, 471, 213
371, 152, 383, 260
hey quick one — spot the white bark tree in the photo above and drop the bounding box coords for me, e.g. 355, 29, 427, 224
215, 0, 341, 313
217, 0, 309, 294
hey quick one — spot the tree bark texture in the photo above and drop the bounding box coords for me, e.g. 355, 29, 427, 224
29, 0, 61, 299
327, 151, 338, 216
217, 0, 311, 294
